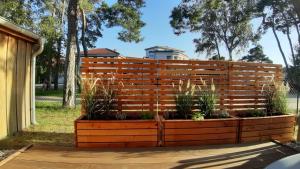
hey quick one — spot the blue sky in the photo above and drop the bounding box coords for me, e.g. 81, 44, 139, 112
96, 0, 298, 65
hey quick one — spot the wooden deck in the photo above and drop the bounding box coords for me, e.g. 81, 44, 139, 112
0, 142, 297, 169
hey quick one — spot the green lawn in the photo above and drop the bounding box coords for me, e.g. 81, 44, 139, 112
35, 88, 64, 97
0, 102, 81, 149
35, 88, 81, 97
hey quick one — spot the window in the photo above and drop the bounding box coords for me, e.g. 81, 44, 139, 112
166, 56, 172, 60
174, 56, 178, 60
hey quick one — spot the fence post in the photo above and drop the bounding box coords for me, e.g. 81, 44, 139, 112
227, 61, 233, 114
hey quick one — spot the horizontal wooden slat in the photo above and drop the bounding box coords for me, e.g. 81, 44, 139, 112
77, 129, 157, 136
77, 141, 158, 148
78, 135, 157, 142
164, 139, 236, 146
76, 121, 157, 129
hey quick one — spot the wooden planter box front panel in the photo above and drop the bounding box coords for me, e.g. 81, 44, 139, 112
163, 118, 239, 146
75, 118, 158, 148
239, 115, 295, 143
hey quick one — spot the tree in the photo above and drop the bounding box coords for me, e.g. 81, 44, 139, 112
209, 55, 225, 61
240, 45, 273, 63
63, 0, 78, 107
0, 0, 35, 30
256, 0, 300, 68
62, 0, 146, 107
170, 0, 258, 60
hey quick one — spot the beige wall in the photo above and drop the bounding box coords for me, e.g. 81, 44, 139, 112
0, 31, 33, 139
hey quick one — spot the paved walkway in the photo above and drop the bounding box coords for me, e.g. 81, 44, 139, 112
0, 142, 297, 169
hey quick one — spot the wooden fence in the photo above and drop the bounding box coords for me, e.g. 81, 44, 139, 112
81, 58, 282, 116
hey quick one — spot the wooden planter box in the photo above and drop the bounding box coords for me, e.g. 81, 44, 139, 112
162, 118, 239, 146
239, 115, 296, 143
75, 116, 158, 148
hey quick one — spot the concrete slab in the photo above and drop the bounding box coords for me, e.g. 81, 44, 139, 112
0, 142, 297, 169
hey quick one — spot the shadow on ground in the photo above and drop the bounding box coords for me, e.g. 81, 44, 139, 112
0, 131, 74, 149
170, 143, 297, 169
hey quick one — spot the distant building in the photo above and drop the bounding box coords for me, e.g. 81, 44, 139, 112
145, 46, 189, 60
80, 48, 121, 58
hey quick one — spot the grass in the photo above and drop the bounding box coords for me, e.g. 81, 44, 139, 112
0, 101, 81, 149
35, 88, 64, 97
35, 88, 81, 97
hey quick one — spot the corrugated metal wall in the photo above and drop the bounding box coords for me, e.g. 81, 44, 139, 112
0, 31, 33, 139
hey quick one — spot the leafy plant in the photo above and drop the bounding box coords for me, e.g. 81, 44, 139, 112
140, 112, 154, 120
197, 78, 217, 118
262, 77, 288, 115
173, 79, 196, 119
192, 112, 204, 121
241, 109, 266, 117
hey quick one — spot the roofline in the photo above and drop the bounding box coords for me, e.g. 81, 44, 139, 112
145, 46, 184, 52
0, 16, 40, 42
80, 48, 120, 55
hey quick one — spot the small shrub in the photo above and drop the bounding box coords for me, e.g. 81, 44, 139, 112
241, 109, 266, 117
197, 78, 217, 118
140, 112, 154, 120
192, 112, 204, 121
262, 77, 288, 115
115, 112, 127, 120
174, 79, 196, 119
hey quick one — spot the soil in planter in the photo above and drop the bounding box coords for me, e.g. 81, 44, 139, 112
237, 109, 286, 118
82, 112, 155, 120
163, 112, 231, 120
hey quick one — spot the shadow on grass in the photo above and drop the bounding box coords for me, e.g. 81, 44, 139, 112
0, 131, 74, 149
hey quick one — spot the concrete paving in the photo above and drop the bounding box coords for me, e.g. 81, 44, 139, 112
0, 142, 297, 169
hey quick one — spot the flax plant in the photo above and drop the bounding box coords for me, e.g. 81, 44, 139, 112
173, 79, 196, 119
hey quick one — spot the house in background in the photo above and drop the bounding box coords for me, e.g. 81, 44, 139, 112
80, 48, 122, 58
145, 46, 189, 60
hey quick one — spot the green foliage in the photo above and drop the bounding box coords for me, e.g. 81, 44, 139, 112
198, 79, 217, 118
209, 55, 225, 61
140, 112, 154, 120
242, 109, 266, 117
192, 112, 204, 121
104, 0, 146, 43
81, 76, 119, 120
262, 78, 288, 115
174, 79, 196, 119
170, 0, 258, 60
240, 45, 273, 63
0, 0, 35, 30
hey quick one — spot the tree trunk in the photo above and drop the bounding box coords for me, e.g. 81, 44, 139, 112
80, 8, 88, 57
75, 24, 81, 93
63, 0, 78, 108
287, 28, 296, 65
272, 26, 289, 69
54, 39, 61, 90
54, 0, 66, 90
228, 49, 233, 61
214, 38, 221, 60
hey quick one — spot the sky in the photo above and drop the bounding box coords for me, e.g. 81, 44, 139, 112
96, 0, 298, 65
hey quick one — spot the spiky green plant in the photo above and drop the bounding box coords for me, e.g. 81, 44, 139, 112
82, 75, 121, 120
174, 79, 196, 119
197, 78, 217, 118
262, 76, 288, 115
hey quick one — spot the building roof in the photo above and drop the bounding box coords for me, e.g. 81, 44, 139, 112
0, 16, 40, 43
80, 48, 120, 57
145, 46, 184, 52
